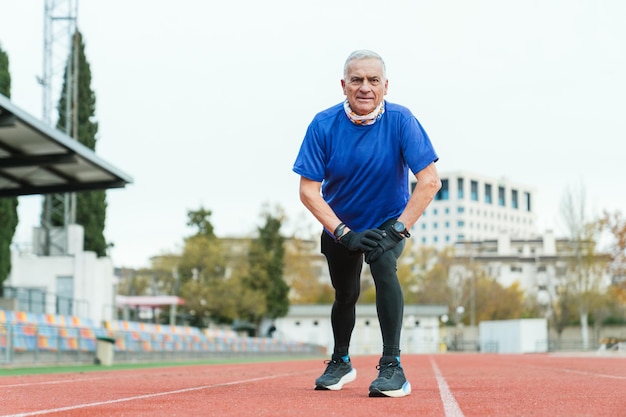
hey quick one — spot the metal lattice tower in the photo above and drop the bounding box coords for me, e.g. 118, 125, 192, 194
39, 0, 79, 255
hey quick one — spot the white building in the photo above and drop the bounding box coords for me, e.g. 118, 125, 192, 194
450, 231, 612, 302
4, 224, 116, 324
412, 171, 537, 248
274, 304, 448, 355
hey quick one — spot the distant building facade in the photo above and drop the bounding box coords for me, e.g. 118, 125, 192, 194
412, 171, 537, 248
5, 224, 116, 324
450, 232, 612, 304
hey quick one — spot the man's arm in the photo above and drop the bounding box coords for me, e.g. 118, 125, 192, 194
299, 176, 347, 235
396, 162, 442, 230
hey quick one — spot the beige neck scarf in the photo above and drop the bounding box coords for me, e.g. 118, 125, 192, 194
343, 100, 385, 126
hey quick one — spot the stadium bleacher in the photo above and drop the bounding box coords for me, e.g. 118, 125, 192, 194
0, 310, 321, 363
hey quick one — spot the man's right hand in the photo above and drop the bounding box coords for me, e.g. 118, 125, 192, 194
338, 229, 385, 252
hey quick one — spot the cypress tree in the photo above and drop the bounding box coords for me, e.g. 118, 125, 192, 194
0, 42, 19, 293
51, 31, 107, 256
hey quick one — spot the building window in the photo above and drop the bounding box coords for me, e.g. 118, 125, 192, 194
471, 180, 478, 201
433, 222, 438, 229
512, 189, 519, 209
445, 221, 450, 228
422, 223, 426, 230
498, 186, 505, 207
457, 220, 465, 227
457, 206, 465, 213
485, 183, 492, 204
435, 178, 449, 201
457, 177, 464, 199
524, 192, 531, 212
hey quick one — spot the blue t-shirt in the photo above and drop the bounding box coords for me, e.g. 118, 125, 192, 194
293, 101, 438, 232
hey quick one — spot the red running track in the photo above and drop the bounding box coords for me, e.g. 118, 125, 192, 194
1, 353, 625, 417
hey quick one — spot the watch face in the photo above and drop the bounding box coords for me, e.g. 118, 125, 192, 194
394, 221, 405, 233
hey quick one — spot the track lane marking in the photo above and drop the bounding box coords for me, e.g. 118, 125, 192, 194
430, 357, 465, 417
0, 374, 132, 388
548, 367, 626, 380
496, 359, 626, 380
0, 370, 310, 417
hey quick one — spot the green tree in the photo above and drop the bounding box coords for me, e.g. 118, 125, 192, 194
360, 243, 455, 306
409, 245, 455, 305
448, 256, 525, 325
284, 236, 334, 304
241, 205, 290, 326
47, 31, 107, 256
469, 277, 525, 323
0, 42, 19, 293
178, 208, 230, 326
186, 207, 216, 239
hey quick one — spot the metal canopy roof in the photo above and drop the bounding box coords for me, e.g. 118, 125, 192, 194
0, 93, 132, 197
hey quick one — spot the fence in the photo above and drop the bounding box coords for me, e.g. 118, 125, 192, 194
2, 287, 89, 318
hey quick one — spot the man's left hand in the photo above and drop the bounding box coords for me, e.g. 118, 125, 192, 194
364, 225, 404, 264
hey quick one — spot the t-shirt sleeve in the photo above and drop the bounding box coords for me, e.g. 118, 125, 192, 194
401, 116, 439, 175
293, 122, 326, 182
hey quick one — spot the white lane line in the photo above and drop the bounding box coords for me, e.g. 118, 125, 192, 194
527, 366, 626, 379
430, 358, 465, 417
505, 362, 626, 380
0, 375, 126, 388
554, 367, 626, 380
0, 371, 304, 417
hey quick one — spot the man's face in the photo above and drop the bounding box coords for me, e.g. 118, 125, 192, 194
341, 57, 388, 116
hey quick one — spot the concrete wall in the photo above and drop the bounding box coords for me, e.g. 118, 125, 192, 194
479, 319, 548, 353
274, 304, 447, 356
6, 225, 115, 325
447, 324, 626, 351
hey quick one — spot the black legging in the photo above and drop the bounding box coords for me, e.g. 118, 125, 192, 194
321, 226, 405, 358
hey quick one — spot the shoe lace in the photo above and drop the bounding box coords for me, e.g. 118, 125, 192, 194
323, 359, 344, 376
376, 362, 398, 379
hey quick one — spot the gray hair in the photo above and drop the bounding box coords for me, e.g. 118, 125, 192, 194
343, 49, 387, 79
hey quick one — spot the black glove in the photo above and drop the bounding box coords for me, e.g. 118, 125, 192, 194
364, 225, 404, 264
339, 229, 385, 252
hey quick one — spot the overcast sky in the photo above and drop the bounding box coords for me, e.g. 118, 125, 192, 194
1, 0, 625, 268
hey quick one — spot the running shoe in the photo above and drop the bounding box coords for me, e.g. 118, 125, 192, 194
314, 354, 357, 391
368, 356, 411, 397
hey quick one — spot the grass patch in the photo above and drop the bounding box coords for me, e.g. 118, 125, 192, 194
0, 355, 322, 377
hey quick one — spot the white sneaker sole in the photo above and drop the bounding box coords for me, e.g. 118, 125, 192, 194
369, 380, 412, 398
315, 368, 357, 391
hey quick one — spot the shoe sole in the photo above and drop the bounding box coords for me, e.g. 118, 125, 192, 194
368, 381, 412, 398
314, 368, 357, 391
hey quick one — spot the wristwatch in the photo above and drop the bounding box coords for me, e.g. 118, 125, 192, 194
393, 221, 411, 238
333, 222, 347, 240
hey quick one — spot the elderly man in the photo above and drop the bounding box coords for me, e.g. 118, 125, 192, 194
293, 49, 441, 398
